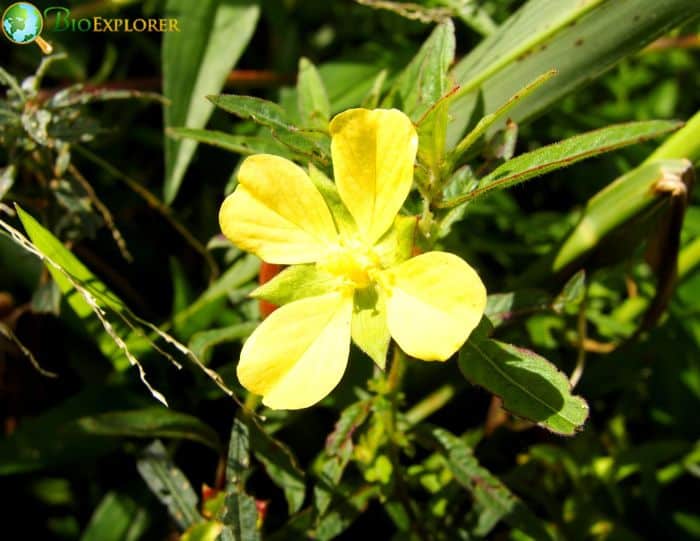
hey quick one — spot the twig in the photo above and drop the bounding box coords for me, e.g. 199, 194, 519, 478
68, 163, 133, 262
355, 0, 451, 23
645, 34, 700, 52
0, 322, 58, 378
73, 144, 219, 281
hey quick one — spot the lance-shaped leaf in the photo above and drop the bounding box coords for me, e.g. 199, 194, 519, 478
447, 0, 699, 147
189, 322, 257, 360
297, 58, 331, 130
220, 414, 260, 541
137, 440, 200, 530
249, 418, 306, 514
208, 94, 330, 166
14, 206, 148, 373
167, 127, 295, 159
459, 337, 589, 435
384, 19, 455, 120
80, 492, 149, 541
429, 428, 554, 540
163, 0, 260, 203
438, 120, 682, 207
553, 159, 693, 273
314, 400, 372, 516
76, 408, 222, 451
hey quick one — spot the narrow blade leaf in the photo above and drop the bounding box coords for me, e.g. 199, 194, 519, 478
439, 120, 682, 206
448, 0, 699, 146
430, 428, 554, 540
76, 408, 222, 451
137, 440, 200, 530
163, 0, 260, 203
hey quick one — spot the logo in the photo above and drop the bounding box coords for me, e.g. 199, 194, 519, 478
2, 2, 180, 53
1, 2, 52, 53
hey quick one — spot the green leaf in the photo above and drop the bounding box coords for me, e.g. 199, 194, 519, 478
76, 408, 222, 451
13, 205, 169, 403
551, 270, 586, 313
174, 254, 260, 337
448, 0, 699, 146
189, 322, 257, 360
163, 0, 260, 203
435, 165, 477, 238
325, 400, 372, 457
449, 69, 556, 162
0, 385, 149, 475
459, 338, 589, 435
416, 88, 456, 180
80, 492, 149, 541
220, 414, 260, 541
297, 57, 331, 130
314, 400, 372, 516
315, 486, 380, 541
14, 206, 128, 366
251, 265, 339, 306
137, 440, 200, 530
249, 419, 306, 514
430, 428, 554, 540
167, 127, 293, 158
360, 69, 387, 109
385, 20, 455, 121
439, 120, 682, 206
226, 415, 251, 487
220, 493, 259, 541
319, 60, 391, 112
351, 285, 390, 370
646, 109, 700, 164
552, 159, 693, 272
181, 522, 225, 541
16, 205, 123, 318
207, 95, 330, 166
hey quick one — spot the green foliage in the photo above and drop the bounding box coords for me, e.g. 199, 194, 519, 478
1, 1, 699, 539
137, 440, 201, 530
459, 326, 589, 435
163, 0, 260, 203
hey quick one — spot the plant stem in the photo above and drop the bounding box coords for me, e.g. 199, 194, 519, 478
383, 347, 431, 541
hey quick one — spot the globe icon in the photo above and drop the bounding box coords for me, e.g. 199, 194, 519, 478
2, 2, 43, 45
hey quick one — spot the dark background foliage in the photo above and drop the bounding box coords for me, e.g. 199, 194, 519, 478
1, 1, 699, 539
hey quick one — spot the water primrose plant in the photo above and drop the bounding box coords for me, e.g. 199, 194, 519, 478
218, 108, 486, 409
2, 1, 700, 540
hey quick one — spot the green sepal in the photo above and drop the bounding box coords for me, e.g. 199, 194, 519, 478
351, 284, 391, 370
250, 264, 341, 306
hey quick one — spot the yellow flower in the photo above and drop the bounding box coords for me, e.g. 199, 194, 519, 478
219, 108, 486, 409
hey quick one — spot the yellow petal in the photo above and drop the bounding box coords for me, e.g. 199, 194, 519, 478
329, 108, 417, 245
380, 252, 486, 361
219, 154, 338, 264
237, 291, 353, 409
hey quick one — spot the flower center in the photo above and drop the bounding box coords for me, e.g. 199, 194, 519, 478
318, 242, 381, 289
